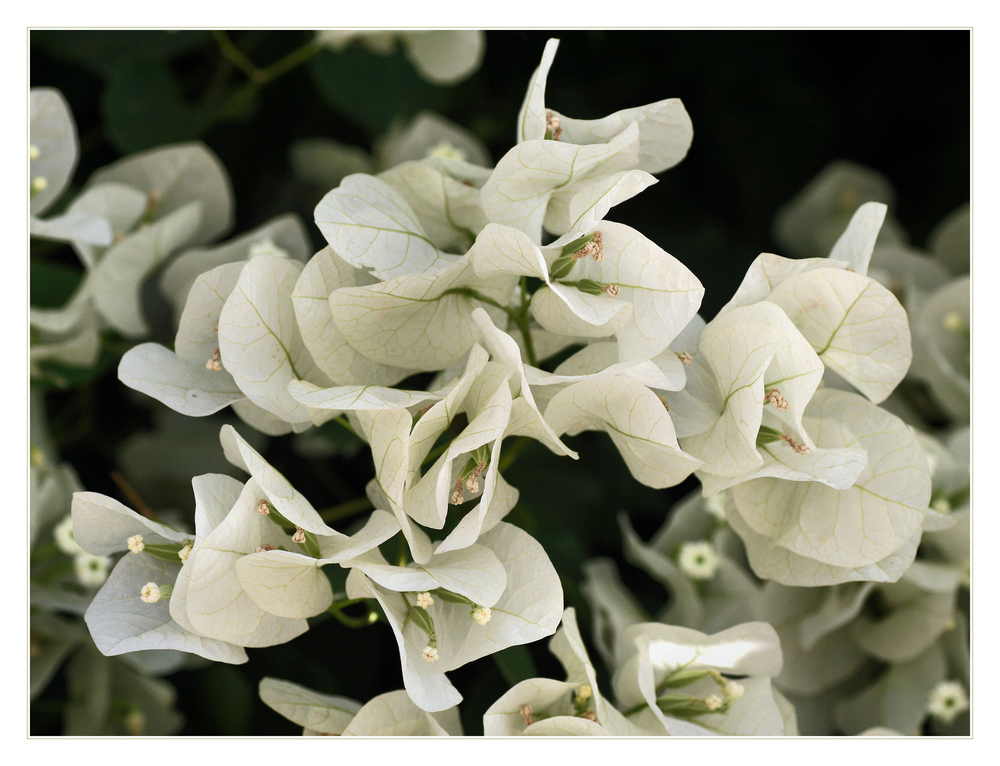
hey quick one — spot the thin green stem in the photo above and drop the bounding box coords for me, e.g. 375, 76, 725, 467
498, 436, 532, 472
319, 496, 373, 524
395, 535, 409, 567
209, 32, 322, 123
261, 39, 321, 82
327, 597, 379, 629
442, 287, 514, 317
211, 31, 259, 79
421, 440, 451, 468
332, 415, 357, 436
516, 277, 538, 367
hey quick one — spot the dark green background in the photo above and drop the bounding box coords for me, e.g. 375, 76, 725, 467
29, 30, 971, 735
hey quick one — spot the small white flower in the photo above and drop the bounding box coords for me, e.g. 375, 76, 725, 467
705, 694, 723, 711
29, 144, 40, 160
725, 681, 744, 702
178, 544, 192, 563
704, 492, 727, 521
416, 592, 434, 609
127, 534, 145, 554
74, 552, 111, 588
422, 645, 439, 663
427, 141, 466, 161
678, 541, 721, 580
140, 582, 162, 604
53, 515, 83, 556
472, 606, 492, 626
31, 176, 48, 194
927, 680, 969, 724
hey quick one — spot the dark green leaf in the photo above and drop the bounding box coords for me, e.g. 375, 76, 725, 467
30, 259, 84, 309
32, 31, 209, 77
103, 60, 209, 154
492, 644, 538, 687
308, 46, 450, 134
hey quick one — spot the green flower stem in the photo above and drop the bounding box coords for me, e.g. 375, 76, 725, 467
211, 31, 258, 79
517, 276, 538, 367
212, 31, 321, 85
332, 415, 357, 436
499, 436, 532, 472
210, 32, 322, 122
395, 534, 409, 567
319, 496, 374, 524
263, 38, 322, 82
326, 597, 379, 629
421, 440, 451, 467
442, 282, 539, 367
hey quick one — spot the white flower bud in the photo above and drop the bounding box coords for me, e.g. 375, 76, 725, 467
725, 681, 744, 702
139, 582, 172, 603
416, 592, 434, 609
422, 645, 439, 663
927, 680, 969, 724
178, 544, 191, 563
472, 606, 492, 625
140, 582, 162, 603
127, 534, 145, 554
705, 694, 723, 711
678, 540, 721, 580
206, 348, 222, 371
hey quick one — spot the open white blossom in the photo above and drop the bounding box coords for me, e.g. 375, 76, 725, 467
677, 541, 721, 580
74, 552, 112, 588
926, 680, 968, 724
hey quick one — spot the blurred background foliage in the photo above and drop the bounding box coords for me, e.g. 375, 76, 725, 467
29, 29, 970, 736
